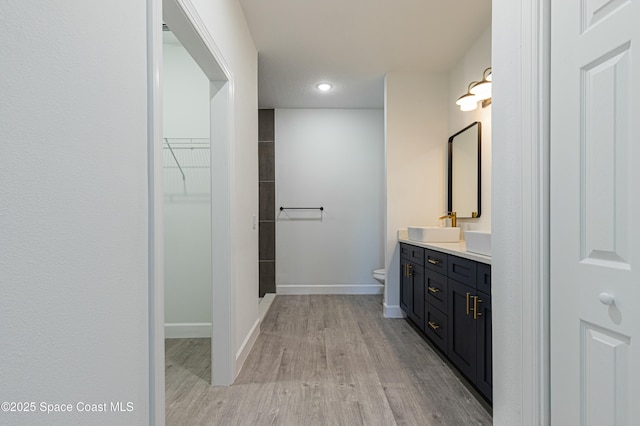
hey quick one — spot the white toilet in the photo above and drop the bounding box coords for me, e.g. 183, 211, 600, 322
372, 269, 386, 284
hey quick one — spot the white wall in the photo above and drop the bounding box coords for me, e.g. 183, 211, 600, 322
164, 199, 212, 334
163, 34, 210, 139
1, 0, 259, 422
384, 72, 449, 316
189, 0, 260, 373
275, 109, 385, 294
0, 1, 150, 424
448, 27, 492, 232
163, 36, 212, 337
493, 0, 549, 423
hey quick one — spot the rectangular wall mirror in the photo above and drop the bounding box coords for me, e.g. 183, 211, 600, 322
448, 121, 481, 219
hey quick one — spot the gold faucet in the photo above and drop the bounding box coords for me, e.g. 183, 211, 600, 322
439, 211, 457, 227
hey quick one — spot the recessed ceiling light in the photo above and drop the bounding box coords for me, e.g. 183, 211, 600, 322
316, 83, 332, 92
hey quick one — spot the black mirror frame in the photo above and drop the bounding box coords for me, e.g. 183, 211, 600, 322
447, 121, 481, 219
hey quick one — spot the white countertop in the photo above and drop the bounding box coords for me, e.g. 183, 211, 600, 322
398, 229, 492, 265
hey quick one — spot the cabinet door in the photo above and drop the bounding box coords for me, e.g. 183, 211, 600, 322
476, 292, 492, 402
400, 260, 412, 313
407, 263, 425, 331
447, 279, 477, 381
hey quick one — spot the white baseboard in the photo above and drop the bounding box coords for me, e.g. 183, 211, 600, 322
258, 293, 276, 322
277, 284, 384, 295
383, 303, 405, 318
164, 322, 212, 338
235, 318, 260, 378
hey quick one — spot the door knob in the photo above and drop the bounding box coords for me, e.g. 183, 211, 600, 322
598, 292, 614, 305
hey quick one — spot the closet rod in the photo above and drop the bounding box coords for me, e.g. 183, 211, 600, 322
162, 146, 210, 150
164, 138, 185, 182
280, 207, 324, 211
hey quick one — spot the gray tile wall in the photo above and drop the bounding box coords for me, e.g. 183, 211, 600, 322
258, 109, 276, 296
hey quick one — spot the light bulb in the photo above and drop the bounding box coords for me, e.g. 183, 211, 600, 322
460, 103, 478, 112
456, 93, 478, 107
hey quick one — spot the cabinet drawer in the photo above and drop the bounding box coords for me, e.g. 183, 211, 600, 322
425, 303, 447, 353
477, 263, 491, 295
425, 269, 448, 313
424, 248, 447, 273
400, 243, 424, 265
448, 255, 477, 287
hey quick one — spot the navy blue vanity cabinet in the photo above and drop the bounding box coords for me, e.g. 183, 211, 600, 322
448, 279, 479, 380
476, 291, 492, 401
447, 255, 492, 403
400, 244, 425, 331
476, 264, 492, 401
399, 242, 492, 404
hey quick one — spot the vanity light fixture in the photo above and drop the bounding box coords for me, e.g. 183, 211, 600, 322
316, 83, 332, 92
470, 67, 492, 100
456, 82, 479, 112
457, 67, 492, 111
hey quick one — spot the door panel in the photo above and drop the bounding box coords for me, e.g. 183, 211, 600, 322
551, 0, 640, 423
581, 44, 630, 268
581, 322, 630, 425
409, 264, 425, 330
400, 260, 412, 313
476, 292, 492, 402
447, 279, 476, 380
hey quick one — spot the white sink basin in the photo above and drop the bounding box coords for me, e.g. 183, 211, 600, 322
465, 231, 491, 256
407, 226, 460, 243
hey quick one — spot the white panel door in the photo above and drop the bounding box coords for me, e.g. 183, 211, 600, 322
551, 0, 640, 424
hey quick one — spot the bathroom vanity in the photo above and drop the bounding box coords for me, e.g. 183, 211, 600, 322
398, 234, 492, 403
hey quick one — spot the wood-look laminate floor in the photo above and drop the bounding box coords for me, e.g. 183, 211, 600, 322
165, 295, 492, 426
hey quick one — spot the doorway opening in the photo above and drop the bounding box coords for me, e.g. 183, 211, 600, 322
162, 23, 213, 392
155, 0, 235, 406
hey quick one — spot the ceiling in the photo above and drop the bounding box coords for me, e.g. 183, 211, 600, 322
238, 0, 492, 109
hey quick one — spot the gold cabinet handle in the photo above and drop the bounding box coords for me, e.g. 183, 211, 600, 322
404, 263, 411, 277
427, 258, 441, 265
473, 296, 483, 320
428, 321, 440, 330
427, 286, 440, 293
407, 264, 413, 277
466, 292, 471, 315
